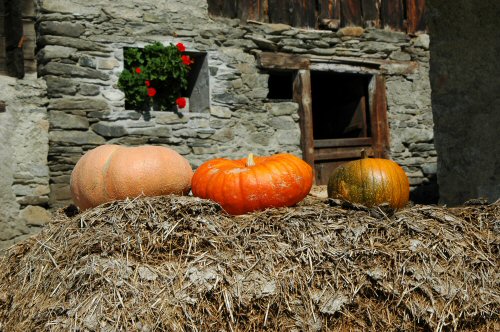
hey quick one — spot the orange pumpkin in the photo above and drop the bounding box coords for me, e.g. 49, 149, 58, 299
70, 144, 193, 211
327, 152, 409, 209
191, 153, 313, 215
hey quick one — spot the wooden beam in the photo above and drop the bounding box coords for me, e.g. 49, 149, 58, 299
293, 69, 315, 168
257, 52, 310, 70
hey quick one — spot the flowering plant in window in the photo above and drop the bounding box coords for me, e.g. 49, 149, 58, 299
118, 42, 193, 112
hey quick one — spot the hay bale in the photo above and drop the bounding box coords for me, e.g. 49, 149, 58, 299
0, 193, 498, 331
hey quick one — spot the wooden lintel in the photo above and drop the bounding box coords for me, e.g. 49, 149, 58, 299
309, 55, 383, 68
257, 52, 310, 70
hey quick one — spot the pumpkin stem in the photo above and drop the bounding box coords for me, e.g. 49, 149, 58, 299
246, 153, 256, 167
361, 149, 368, 159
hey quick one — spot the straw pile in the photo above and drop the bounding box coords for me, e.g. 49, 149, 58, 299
0, 189, 498, 331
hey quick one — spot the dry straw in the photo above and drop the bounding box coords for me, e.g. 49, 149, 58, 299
0, 191, 498, 331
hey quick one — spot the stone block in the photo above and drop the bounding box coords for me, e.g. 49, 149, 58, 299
37, 45, 77, 62
19, 206, 52, 227
98, 58, 120, 70
360, 41, 400, 54
192, 146, 218, 155
127, 126, 173, 138
39, 21, 85, 37
211, 127, 234, 142
365, 29, 408, 43
269, 116, 297, 130
48, 97, 109, 111
45, 76, 78, 97
49, 183, 72, 203
40, 62, 109, 81
210, 106, 232, 119
260, 23, 291, 35
266, 102, 299, 116
91, 122, 127, 138
155, 112, 190, 125
12, 184, 50, 197
38, 35, 108, 52
79, 84, 101, 96
337, 27, 364, 37
50, 111, 89, 129
41, 0, 100, 15
50, 130, 106, 145
277, 130, 300, 145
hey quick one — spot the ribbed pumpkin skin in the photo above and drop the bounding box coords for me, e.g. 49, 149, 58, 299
70, 144, 193, 211
327, 157, 409, 209
191, 153, 313, 215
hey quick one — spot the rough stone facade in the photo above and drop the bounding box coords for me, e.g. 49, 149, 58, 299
0, 0, 435, 249
428, 0, 500, 205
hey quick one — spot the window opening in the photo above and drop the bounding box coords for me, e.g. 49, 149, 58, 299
310, 71, 372, 140
121, 46, 209, 113
267, 70, 294, 100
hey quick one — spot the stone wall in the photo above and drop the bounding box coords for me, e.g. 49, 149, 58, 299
0, 0, 436, 249
0, 74, 51, 250
428, 0, 500, 205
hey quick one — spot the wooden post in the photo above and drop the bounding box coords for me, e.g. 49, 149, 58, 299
293, 69, 315, 168
369, 75, 390, 158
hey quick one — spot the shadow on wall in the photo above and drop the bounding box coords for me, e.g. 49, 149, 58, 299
410, 175, 439, 205
428, 0, 500, 205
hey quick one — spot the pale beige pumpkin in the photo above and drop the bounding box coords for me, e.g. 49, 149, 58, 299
70, 144, 193, 211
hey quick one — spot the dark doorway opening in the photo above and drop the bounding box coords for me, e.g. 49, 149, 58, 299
311, 71, 372, 140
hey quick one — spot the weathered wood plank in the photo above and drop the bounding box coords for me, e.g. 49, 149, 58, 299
268, 0, 289, 24
313, 137, 373, 148
369, 75, 390, 158
406, 0, 426, 34
257, 52, 310, 70
314, 146, 374, 161
290, 0, 316, 28
341, 0, 363, 27
361, 0, 381, 28
381, 0, 404, 30
317, 0, 333, 20
318, 0, 341, 29
293, 70, 315, 169
207, 0, 238, 18
245, 0, 266, 22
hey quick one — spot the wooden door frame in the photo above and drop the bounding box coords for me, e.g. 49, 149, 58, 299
258, 52, 390, 174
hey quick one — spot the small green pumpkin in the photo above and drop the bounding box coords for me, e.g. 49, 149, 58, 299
327, 151, 410, 209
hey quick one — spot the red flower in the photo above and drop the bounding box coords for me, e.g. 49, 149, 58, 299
145, 80, 150, 87
176, 97, 186, 109
147, 87, 157, 97
176, 42, 186, 52
181, 55, 192, 66
135, 67, 141, 74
